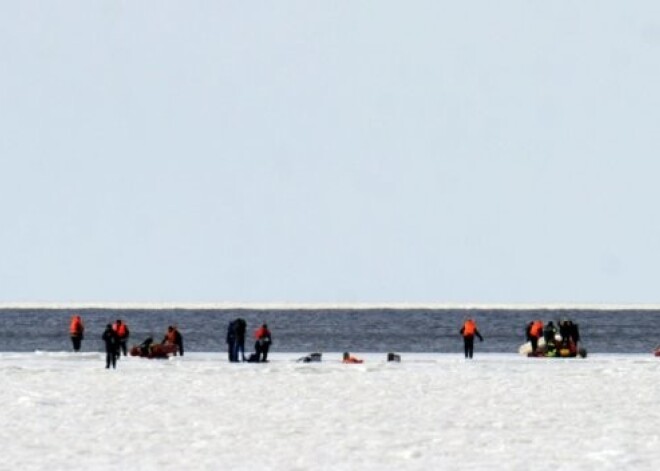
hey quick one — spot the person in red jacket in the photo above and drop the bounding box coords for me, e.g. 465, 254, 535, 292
254, 324, 272, 362
459, 318, 484, 359
112, 319, 130, 357
69, 315, 84, 352
342, 352, 363, 364
526, 320, 544, 354
162, 325, 184, 356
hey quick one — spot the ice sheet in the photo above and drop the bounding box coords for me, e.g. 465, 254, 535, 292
1, 352, 659, 470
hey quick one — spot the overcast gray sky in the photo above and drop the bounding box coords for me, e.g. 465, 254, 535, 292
1, 2, 659, 304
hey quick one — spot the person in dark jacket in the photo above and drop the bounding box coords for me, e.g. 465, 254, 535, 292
559, 319, 571, 344
226, 320, 237, 362
543, 321, 558, 356
102, 324, 120, 369
568, 321, 581, 348
173, 326, 184, 356
233, 318, 247, 362
459, 318, 484, 359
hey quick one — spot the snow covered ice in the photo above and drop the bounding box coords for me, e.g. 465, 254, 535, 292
2, 352, 659, 470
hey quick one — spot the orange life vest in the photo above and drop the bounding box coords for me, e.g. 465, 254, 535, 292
462, 320, 476, 336
343, 357, 363, 364
255, 327, 268, 339
530, 321, 543, 337
114, 323, 128, 338
70, 316, 83, 335
165, 330, 177, 344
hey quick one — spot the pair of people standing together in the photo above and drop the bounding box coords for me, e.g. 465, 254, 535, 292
226, 318, 272, 362
102, 319, 130, 369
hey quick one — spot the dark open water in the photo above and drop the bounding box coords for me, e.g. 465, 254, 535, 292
0, 308, 658, 354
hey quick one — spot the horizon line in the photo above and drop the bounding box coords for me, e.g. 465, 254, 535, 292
1, 301, 660, 310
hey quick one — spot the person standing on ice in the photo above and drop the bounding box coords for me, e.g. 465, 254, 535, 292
233, 318, 247, 362
112, 319, 130, 358
459, 318, 483, 359
102, 324, 120, 369
527, 320, 544, 354
69, 315, 84, 352
226, 320, 237, 362
543, 321, 558, 357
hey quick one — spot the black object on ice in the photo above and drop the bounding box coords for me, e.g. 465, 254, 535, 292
387, 353, 401, 362
297, 352, 322, 363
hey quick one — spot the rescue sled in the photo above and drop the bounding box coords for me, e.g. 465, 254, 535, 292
129, 343, 178, 359
519, 336, 587, 358
654, 347, 660, 357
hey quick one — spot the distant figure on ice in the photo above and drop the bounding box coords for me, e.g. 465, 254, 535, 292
568, 321, 581, 349
559, 319, 571, 344
342, 352, 363, 364
113, 319, 130, 357
102, 324, 120, 369
254, 323, 272, 362
226, 320, 237, 362
69, 315, 84, 352
138, 337, 154, 356
526, 320, 544, 354
543, 321, 558, 357
227, 318, 247, 362
459, 318, 484, 359
234, 318, 247, 362
162, 325, 184, 356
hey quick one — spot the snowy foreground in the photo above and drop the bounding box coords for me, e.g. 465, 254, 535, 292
1, 352, 659, 471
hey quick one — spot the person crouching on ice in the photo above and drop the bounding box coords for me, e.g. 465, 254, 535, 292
254, 323, 272, 362
342, 352, 363, 364
459, 318, 484, 359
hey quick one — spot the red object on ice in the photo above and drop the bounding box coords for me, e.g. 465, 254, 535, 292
130, 343, 178, 359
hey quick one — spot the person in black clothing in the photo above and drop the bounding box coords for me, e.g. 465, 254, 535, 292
102, 324, 120, 369
138, 337, 154, 357
173, 326, 184, 356
559, 320, 571, 344
226, 320, 237, 362
233, 318, 247, 362
568, 321, 581, 348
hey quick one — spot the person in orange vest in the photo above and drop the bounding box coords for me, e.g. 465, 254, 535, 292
342, 352, 363, 364
162, 325, 184, 356
69, 315, 84, 352
526, 320, 544, 354
459, 318, 484, 359
112, 319, 130, 357
254, 323, 272, 362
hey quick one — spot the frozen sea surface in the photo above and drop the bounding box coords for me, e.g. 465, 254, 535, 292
1, 352, 659, 471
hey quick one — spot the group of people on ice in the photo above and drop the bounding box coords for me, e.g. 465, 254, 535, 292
70, 313, 588, 366
524, 319, 584, 358
226, 317, 272, 363
102, 320, 184, 368
69, 315, 184, 368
